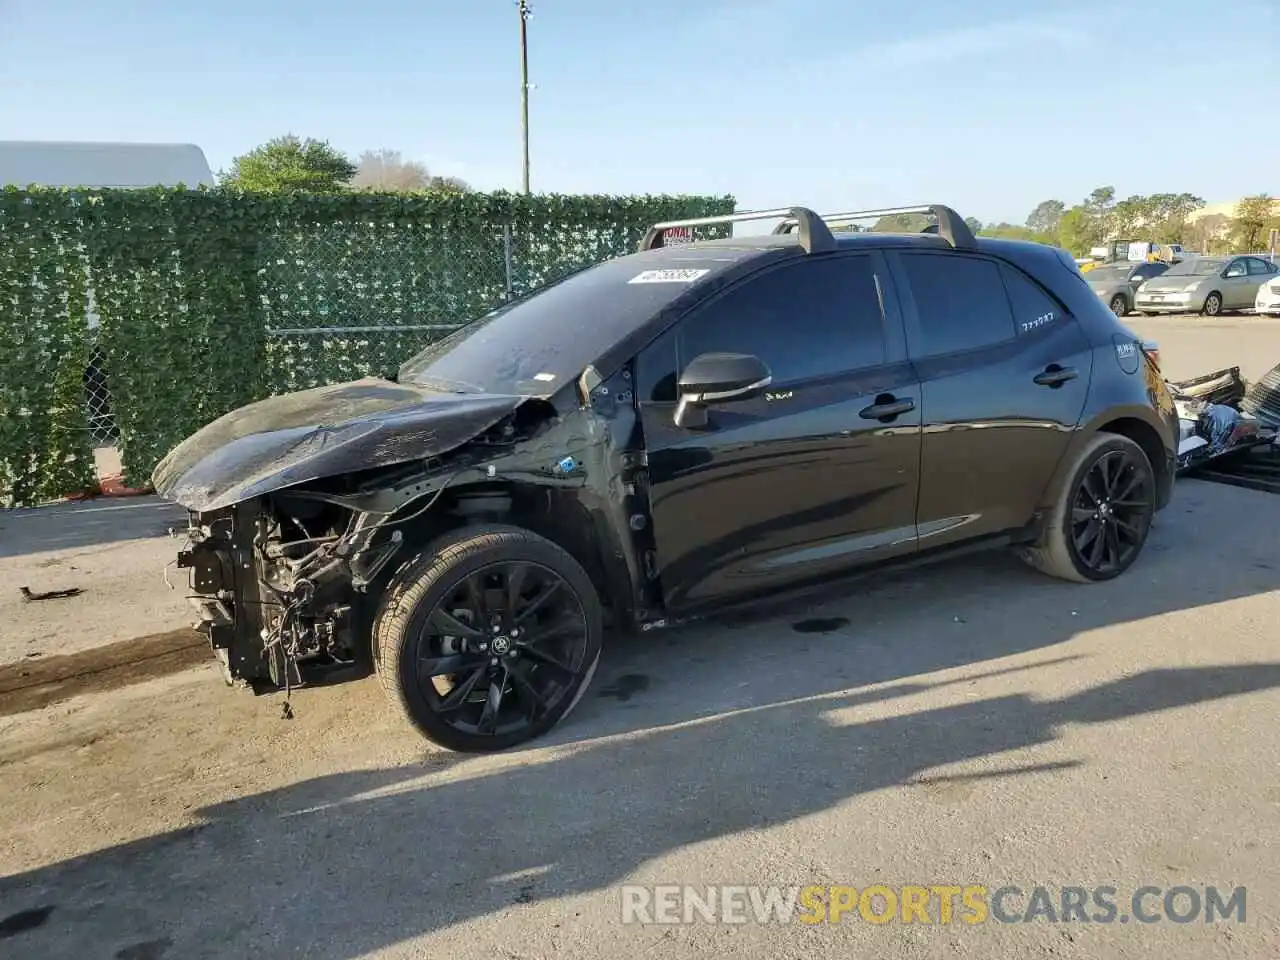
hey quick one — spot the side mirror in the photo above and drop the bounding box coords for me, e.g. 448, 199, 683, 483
673, 352, 772, 429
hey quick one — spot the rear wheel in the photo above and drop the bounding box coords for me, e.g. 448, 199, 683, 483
373, 525, 603, 752
1108, 294, 1129, 317
1018, 433, 1156, 583
1202, 291, 1223, 317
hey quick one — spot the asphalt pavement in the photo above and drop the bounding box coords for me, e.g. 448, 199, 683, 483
2, 478, 1279, 959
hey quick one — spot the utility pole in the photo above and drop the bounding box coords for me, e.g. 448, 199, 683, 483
519, 0, 531, 194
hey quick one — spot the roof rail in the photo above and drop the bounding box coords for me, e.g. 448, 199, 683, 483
639, 206, 836, 255
774, 204, 978, 250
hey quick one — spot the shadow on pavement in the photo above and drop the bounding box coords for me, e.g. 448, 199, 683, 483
3, 481, 1279, 956
540, 481, 1280, 746
2, 662, 1279, 958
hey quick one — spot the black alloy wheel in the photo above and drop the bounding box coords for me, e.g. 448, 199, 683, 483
1067, 448, 1154, 579
373, 525, 604, 752
416, 562, 591, 739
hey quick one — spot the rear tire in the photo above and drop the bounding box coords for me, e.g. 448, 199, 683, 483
1018, 433, 1156, 584
373, 524, 603, 752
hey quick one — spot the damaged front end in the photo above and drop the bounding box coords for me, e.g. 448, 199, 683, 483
178, 499, 370, 690
158, 377, 567, 691
162, 367, 656, 695
1166, 365, 1277, 473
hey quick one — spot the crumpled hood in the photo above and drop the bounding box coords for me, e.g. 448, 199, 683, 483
151, 377, 525, 512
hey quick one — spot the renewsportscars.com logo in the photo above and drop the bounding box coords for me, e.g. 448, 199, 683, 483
620, 884, 1247, 926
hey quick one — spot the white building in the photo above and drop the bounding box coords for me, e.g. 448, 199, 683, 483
0, 140, 214, 188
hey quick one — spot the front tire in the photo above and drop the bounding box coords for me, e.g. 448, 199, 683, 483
373, 525, 604, 752
1109, 294, 1129, 317
1202, 292, 1223, 317
1018, 433, 1156, 584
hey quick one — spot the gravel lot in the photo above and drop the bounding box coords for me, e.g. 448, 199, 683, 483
2, 313, 1279, 959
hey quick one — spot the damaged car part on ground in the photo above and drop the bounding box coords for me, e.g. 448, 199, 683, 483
158, 203, 1179, 752
1154, 357, 1280, 474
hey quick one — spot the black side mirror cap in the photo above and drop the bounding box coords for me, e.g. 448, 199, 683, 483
673, 352, 772, 429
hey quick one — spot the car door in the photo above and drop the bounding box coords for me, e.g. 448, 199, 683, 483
886, 250, 1093, 547
1246, 256, 1278, 302
634, 251, 922, 611
1221, 257, 1252, 309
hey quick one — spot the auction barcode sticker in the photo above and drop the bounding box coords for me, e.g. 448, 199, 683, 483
628, 269, 710, 284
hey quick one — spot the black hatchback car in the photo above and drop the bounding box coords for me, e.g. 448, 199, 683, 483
155, 204, 1179, 752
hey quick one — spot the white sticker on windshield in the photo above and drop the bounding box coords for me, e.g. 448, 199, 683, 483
533, 372, 557, 382
627, 268, 710, 284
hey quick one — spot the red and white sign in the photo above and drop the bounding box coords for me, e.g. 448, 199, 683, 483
663, 226, 695, 245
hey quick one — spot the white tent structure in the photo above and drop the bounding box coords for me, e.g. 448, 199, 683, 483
0, 140, 214, 188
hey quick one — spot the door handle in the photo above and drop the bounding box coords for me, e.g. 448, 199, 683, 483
859, 395, 915, 421
1034, 365, 1078, 387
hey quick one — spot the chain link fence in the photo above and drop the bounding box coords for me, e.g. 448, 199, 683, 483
74, 219, 691, 453
1, 190, 736, 505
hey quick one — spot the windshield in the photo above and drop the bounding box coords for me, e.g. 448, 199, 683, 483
397, 248, 740, 395
1087, 265, 1132, 282
1166, 258, 1226, 276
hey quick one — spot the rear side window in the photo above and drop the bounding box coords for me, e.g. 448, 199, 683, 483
675, 254, 887, 384
1000, 264, 1070, 334
899, 253, 1016, 357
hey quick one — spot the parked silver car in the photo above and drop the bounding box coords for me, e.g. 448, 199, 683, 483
1085, 260, 1170, 317
1134, 255, 1280, 316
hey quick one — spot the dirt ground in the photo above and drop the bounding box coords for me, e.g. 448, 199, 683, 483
2, 317, 1280, 959
0, 497, 191, 664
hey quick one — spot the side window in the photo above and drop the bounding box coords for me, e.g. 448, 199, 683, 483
1224, 259, 1247, 278
675, 255, 887, 385
900, 253, 1017, 357
1246, 257, 1274, 276
999, 264, 1070, 334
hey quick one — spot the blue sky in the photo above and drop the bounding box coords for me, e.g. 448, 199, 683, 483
1, 0, 1275, 225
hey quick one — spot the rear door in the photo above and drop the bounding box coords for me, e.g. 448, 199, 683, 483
886, 250, 1093, 547
636, 251, 922, 611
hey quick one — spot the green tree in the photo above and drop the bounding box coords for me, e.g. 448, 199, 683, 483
1025, 199, 1065, 235
1084, 186, 1116, 217
979, 222, 1039, 242
1229, 194, 1278, 252
1056, 207, 1095, 256
350, 148, 472, 193
963, 216, 983, 234
220, 135, 357, 193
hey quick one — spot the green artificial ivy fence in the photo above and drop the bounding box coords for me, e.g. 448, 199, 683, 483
0, 187, 734, 507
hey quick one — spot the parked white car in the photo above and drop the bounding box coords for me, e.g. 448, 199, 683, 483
1256, 271, 1280, 316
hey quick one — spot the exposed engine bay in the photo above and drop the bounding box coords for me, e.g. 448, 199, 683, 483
171, 376, 658, 694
